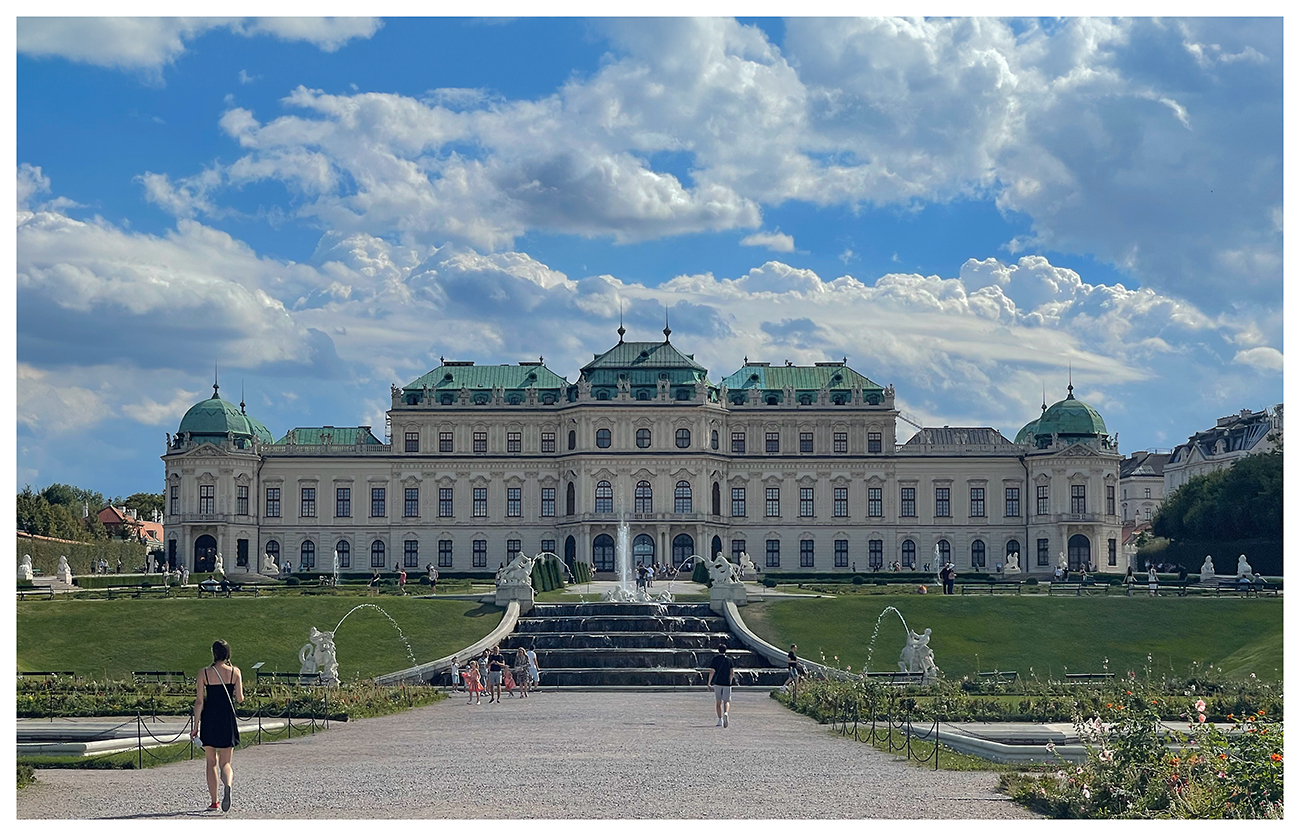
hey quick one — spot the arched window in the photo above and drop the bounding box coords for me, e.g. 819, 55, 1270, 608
711, 429, 719, 450
633, 534, 655, 565
596, 428, 612, 448
336, 540, 351, 569
564, 536, 576, 563
711, 535, 723, 560
936, 539, 951, 565
1005, 539, 1020, 563
371, 540, 386, 568
672, 533, 695, 565
265, 539, 280, 567
799, 393, 812, 405
636, 390, 650, 401
595, 480, 613, 513
676, 428, 691, 448
711, 482, 721, 516
634, 480, 653, 513
300, 540, 316, 569
568, 430, 576, 450
674, 481, 692, 513
901, 539, 916, 568
592, 534, 615, 572
636, 428, 651, 448
566, 482, 575, 516
971, 539, 986, 568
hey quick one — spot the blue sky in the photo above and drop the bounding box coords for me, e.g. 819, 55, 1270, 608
14, 16, 1284, 497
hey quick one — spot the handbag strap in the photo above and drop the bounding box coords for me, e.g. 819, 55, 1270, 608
209, 665, 238, 716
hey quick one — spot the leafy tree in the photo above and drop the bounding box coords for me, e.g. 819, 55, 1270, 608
1153, 451, 1282, 541
122, 492, 165, 520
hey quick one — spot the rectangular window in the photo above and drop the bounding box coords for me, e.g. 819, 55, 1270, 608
798, 486, 814, 517
472, 540, 487, 568
170, 485, 179, 515
404, 431, 420, 453
507, 539, 521, 562
507, 487, 521, 517
833, 432, 848, 454
541, 540, 555, 556
1108, 539, 1117, 566
869, 540, 883, 570
1071, 484, 1087, 515
935, 487, 950, 517
731, 432, 746, 454
868, 487, 883, 517
731, 487, 746, 517
473, 431, 487, 453
336, 487, 351, 518
472, 487, 487, 517
1036, 485, 1049, 515
834, 539, 849, 568
833, 486, 848, 517
199, 484, 214, 515
338, 542, 350, 568
868, 432, 882, 453
970, 487, 985, 518
765, 487, 780, 517
765, 539, 780, 568
799, 432, 813, 453
541, 432, 555, 453
1037, 538, 1050, 566
438, 540, 453, 568
765, 431, 780, 453
800, 539, 815, 568
900, 487, 916, 517
371, 487, 386, 518
404, 487, 419, 518
404, 540, 419, 568
541, 487, 556, 517
371, 543, 386, 568
439, 431, 453, 453
265, 487, 280, 518
300, 487, 316, 518
732, 539, 746, 563
507, 432, 521, 453
1005, 487, 1020, 518
236, 485, 249, 516
439, 487, 453, 517
1106, 484, 1116, 516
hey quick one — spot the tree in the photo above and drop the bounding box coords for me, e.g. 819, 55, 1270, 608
1152, 451, 1282, 542
122, 492, 165, 520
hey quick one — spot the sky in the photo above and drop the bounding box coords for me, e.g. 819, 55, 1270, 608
13, 15, 1286, 498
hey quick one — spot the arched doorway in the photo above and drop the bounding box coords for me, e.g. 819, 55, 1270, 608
633, 534, 655, 566
1068, 534, 1091, 571
711, 535, 723, 561
194, 535, 217, 572
564, 535, 577, 577
592, 534, 615, 572
672, 533, 695, 566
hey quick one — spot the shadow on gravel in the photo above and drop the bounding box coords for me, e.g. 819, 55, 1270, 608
94, 809, 225, 819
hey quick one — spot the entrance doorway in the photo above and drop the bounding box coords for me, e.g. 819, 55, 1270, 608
632, 534, 654, 567
592, 534, 615, 572
672, 533, 695, 566
1068, 534, 1092, 571
194, 535, 217, 572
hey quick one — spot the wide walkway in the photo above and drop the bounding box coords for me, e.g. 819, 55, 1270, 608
18, 690, 1034, 819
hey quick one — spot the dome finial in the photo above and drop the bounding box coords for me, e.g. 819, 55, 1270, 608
1042, 382, 1047, 412
240, 379, 246, 414
617, 299, 626, 342
663, 305, 671, 341
1067, 364, 1074, 399
213, 361, 219, 399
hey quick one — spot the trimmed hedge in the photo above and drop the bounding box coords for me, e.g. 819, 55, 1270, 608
692, 559, 711, 586
1138, 538, 1283, 577
569, 560, 593, 585
16, 536, 147, 578
530, 556, 566, 592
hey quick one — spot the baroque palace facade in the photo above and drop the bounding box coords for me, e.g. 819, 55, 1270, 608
162, 326, 1123, 577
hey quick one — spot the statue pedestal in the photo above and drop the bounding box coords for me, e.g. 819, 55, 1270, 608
495, 582, 535, 613
709, 582, 747, 614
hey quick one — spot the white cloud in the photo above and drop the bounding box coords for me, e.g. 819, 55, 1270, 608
1232, 346, 1283, 373
17, 364, 115, 435
17, 17, 381, 72
121, 388, 203, 425
740, 230, 795, 252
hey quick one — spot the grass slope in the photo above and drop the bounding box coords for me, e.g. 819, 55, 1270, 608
745, 595, 1282, 681
17, 597, 503, 681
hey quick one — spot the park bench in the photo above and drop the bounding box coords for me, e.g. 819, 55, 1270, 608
976, 670, 1017, 682
18, 670, 76, 680
1048, 581, 1114, 597
255, 670, 323, 686
861, 670, 924, 684
1065, 672, 1115, 682
16, 588, 55, 601
959, 581, 1023, 595
1125, 581, 1193, 597
133, 670, 189, 684
1213, 579, 1280, 598
196, 580, 257, 597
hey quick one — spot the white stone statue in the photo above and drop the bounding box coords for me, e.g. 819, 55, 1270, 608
933, 545, 943, 581
899, 628, 939, 683
262, 552, 278, 574
19, 554, 34, 581
56, 555, 73, 584
1236, 554, 1253, 578
497, 552, 539, 587
1057, 551, 1068, 572
181, 566, 190, 586
298, 627, 339, 685
1004, 551, 1021, 574
703, 552, 741, 586
1199, 554, 1216, 581
213, 552, 225, 578
738, 551, 756, 580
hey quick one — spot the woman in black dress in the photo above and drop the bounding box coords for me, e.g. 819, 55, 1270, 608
191, 640, 244, 811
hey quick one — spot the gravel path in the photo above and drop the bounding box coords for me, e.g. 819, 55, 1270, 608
18, 690, 1035, 819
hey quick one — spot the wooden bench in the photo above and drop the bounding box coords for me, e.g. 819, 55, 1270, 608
133, 670, 189, 684
1065, 672, 1115, 682
16, 588, 55, 601
18, 670, 75, 680
976, 670, 1017, 682
255, 670, 322, 686
959, 582, 1024, 595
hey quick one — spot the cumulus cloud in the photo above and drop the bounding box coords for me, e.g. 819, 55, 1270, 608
1232, 346, 1283, 373
17, 17, 381, 72
740, 230, 795, 252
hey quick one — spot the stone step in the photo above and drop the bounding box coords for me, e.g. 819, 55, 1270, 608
514, 615, 725, 633
500, 631, 732, 650
536, 667, 788, 688
531, 648, 770, 669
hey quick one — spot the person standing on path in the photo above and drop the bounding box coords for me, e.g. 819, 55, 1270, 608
427, 563, 438, 592
513, 647, 530, 698
526, 645, 540, 690
1147, 564, 1159, 596
464, 660, 482, 704
190, 640, 244, 812
397, 566, 407, 595
486, 645, 506, 703
704, 643, 734, 728
785, 644, 800, 686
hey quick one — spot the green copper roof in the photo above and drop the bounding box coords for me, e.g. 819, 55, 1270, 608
578, 336, 710, 400
177, 385, 274, 444
274, 426, 384, 445
403, 361, 569, 404
718, 362, 884, 405
1014, 418, 1039, 445
582, 339, 708, 374
1031, 386, 1108, 445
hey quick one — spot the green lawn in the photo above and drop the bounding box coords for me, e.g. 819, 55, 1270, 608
745, 595, 1283, 681
17, 597, 503, 681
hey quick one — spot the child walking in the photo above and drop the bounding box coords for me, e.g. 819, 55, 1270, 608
464, 660, 483, 705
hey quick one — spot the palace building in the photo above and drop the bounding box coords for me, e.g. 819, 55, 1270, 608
162, 326, 1123, 578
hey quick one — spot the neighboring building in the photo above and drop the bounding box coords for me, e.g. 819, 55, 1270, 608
1164, 406, 1282, 494
95, 505, 166, 549
1119, 451, 1170, 525
161, 328, 1123, 577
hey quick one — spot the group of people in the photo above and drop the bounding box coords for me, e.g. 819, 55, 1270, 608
451, 645, 540, 704
87, 558, 126, 574
936, 562, 957, 594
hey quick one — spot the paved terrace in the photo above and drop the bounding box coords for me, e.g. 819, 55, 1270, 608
18, 690, 1034, 819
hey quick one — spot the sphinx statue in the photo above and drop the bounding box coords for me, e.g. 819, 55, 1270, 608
18, 554, 34, 581
1199, 554, 1216, 582
1236, 554, 1253, 578
56, 555, 74, 584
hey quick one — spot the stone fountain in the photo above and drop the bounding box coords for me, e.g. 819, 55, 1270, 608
602, 492, 673, 604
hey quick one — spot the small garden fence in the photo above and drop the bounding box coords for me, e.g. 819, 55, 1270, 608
824, 692, 941, 769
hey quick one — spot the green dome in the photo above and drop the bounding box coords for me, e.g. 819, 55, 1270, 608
177, 385, 274, 445
1031, 385, 1107, 445
1014, 418, 1039, 445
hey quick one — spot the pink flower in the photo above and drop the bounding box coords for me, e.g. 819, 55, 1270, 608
1195, 699, 1206, 712
1198, 713, 1207, 723
1082, 787, 1091, 799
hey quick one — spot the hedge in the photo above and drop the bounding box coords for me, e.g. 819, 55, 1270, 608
569, 560, 593, 585
1137, 538, 1283, 577
692, 560, 711, 586
16, 536, 148, 578
530, 556, 566, 592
